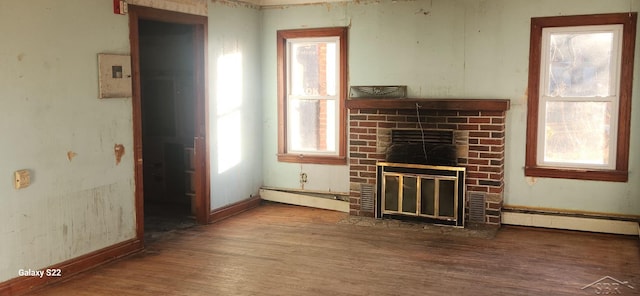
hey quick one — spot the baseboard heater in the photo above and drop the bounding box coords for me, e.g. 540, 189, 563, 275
376, 162, 466, 227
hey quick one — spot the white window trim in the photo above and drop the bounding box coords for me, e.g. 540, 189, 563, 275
536, 24, 623, 170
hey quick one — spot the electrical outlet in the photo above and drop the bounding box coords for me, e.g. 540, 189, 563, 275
300, 172, 308, 183
14, 169, 30, 189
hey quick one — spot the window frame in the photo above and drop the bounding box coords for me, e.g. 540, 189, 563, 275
525, 13, 636, 182
277, 27, 348, 165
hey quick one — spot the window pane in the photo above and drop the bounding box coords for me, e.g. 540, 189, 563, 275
544, 101, 611, 165
547, 32, 614, 97
290, 41, 337, 97
289, 99, 336, 153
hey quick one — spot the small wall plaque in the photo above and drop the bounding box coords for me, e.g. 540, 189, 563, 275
349, 85, 407, 98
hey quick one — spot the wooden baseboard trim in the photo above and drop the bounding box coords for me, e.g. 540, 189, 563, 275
209, 196, 262, 223
0, 238, 143, 296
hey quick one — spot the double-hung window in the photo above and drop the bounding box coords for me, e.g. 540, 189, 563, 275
277, 27, 348, 164
525, 13, 636, 182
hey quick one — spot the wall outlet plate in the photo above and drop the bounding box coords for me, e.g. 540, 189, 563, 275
14, 169, 30, 189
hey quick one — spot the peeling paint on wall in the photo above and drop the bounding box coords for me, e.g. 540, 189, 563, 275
114, 144, 125, 165
67, 151, 77, 161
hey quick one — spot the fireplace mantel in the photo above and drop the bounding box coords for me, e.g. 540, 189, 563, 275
345, 98, 510, 111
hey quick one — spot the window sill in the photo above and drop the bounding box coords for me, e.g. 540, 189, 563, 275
525, 166, 628, 182
277, 154, 347, 165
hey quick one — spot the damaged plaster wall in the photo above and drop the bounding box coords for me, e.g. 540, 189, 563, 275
261, 0, 640, 216
0, 1, 135, 282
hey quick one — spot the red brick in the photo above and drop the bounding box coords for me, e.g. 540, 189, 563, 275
467, 172, 489, 179
359, 172, 377, 178
350, 165, 367, 171
491, 146, 504, 152
378, 122, 396, 128
459, 124, 479, 130
469, 131, 491, 138
385, 115, 406, 122
467, 186, 489, 192
359, 134, 377, 141
358, 121, 378, 127
480, 152, 502, 159
479, 166, 502, 173
459, 111, 480, 116
465, 179, 478, 185
359, 147, 377, 153
480, 125, 504, 131
490, 173, 503, 180
395, 122, 416, 129
491, 117, 504, 124
480, 138, 503, 145
438, 110, 458, 116
470, 145, 490, 151
349, 197, 360, 204
350, 177, 367, 183
467, 158, 489, 165
469, 117, 491, 123
368, 153, 386, 160
480, 111, 504, 116
350, 127, 368, 134
489, 187, 503, 194
448, 117, 468, 123
367, 115, 386, 121
468, 152, 479, 158
437, 123, 458, 129
378, 109, 398, 115
350, 140, 367, 146
427, 116, 446, 123
350, 115, 367, 120
487, 215, 501, 224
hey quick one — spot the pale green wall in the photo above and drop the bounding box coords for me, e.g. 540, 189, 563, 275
261, 0, 640, 215
208, 2, 264, 209
0, 1, 135, 282
0, 0, 265, 284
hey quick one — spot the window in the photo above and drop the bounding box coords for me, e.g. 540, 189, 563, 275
526, 13, 636, 182
277, 27, 348, 164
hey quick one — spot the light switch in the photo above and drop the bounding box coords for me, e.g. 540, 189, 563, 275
14, 169, 30, 189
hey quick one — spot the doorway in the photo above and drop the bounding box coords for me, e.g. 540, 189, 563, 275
129, 6, 209, 244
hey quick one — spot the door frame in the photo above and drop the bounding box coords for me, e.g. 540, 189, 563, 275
129, 5, 210, 242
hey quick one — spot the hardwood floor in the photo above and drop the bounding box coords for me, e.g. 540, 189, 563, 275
31, 202, 639, 296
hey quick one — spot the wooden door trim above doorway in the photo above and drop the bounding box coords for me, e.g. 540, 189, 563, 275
129, 5, 210, 243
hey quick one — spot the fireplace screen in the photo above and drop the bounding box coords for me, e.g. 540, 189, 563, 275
377, 162, 465, 227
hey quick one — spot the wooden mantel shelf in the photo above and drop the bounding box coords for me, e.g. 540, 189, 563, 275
345, 98, 510, 111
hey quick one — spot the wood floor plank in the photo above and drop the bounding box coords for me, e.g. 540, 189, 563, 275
30, 202, 640, 296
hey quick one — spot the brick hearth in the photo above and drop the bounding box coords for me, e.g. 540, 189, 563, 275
346, 98, 510, 225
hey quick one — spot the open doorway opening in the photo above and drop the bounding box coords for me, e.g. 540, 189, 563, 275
138, 20, 197, 242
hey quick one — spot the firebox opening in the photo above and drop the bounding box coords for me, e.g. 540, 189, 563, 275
386, 129, 457, 166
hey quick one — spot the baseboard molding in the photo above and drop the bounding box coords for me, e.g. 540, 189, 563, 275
209, 195, 262, 223
502, 212, 639, 236
259, 189, 349, 213
0, 238, 143, 296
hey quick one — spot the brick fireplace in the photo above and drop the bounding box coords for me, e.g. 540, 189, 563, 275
345, 98, 510, 225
